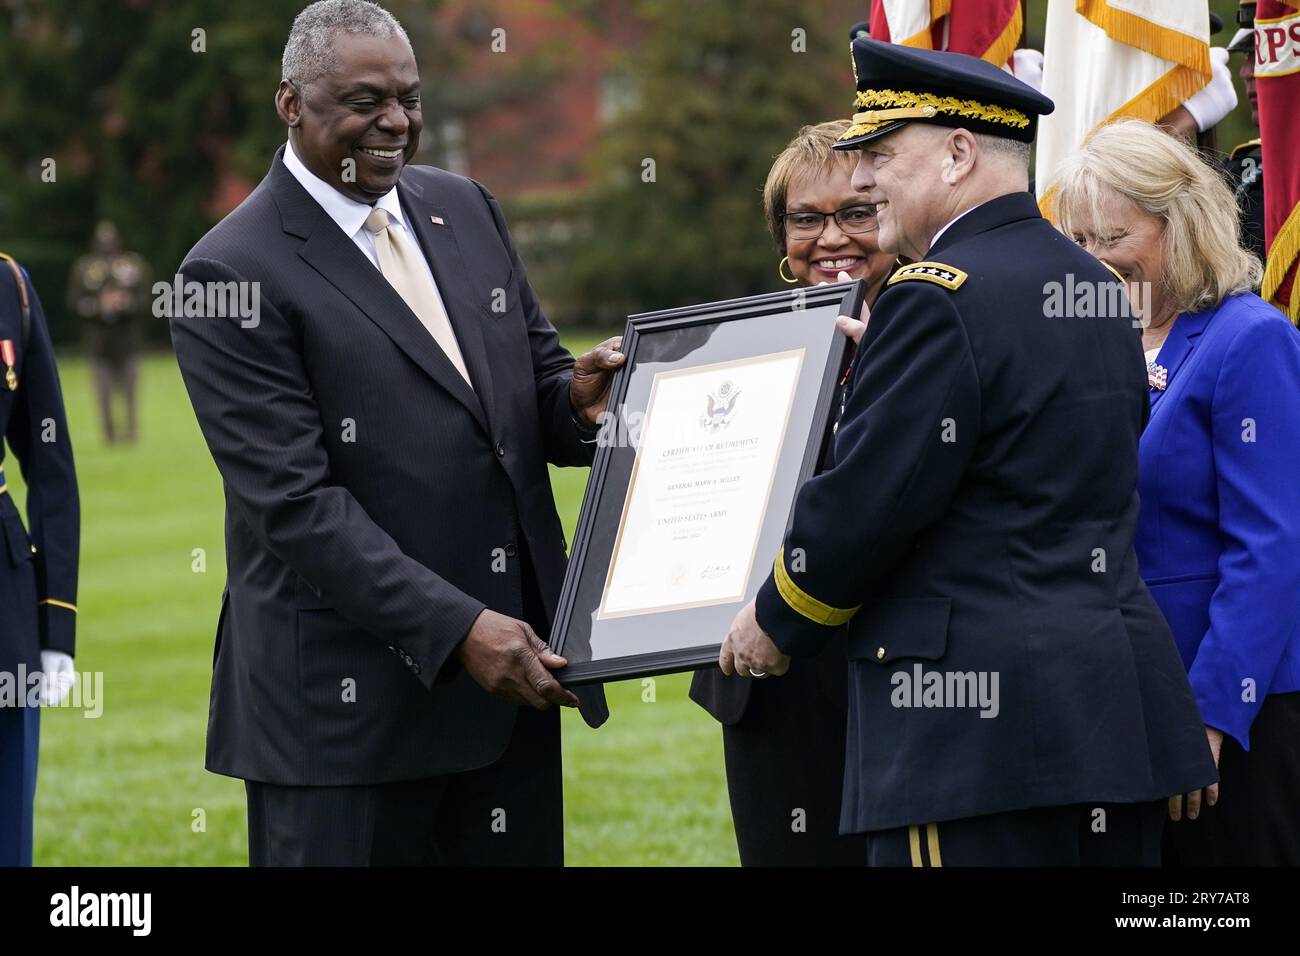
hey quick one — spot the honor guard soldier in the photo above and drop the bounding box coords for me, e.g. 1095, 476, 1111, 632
1225, 4, 1265, 269
67, 221, 148, 444
719, 39, 1217, 866
0, 252, 80, 867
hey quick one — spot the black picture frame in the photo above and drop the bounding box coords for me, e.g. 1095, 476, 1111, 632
550, 279, 864, 685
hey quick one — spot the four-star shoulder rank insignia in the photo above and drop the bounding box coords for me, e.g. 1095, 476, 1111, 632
887, 261, 968, 291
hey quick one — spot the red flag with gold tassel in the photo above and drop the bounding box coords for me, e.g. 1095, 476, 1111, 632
946, 0, 1022, 65
869, 0, 1021, 65
1256, 0, 1300, 322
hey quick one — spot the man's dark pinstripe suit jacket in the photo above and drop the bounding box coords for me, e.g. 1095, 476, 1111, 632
171, 145, 607, 786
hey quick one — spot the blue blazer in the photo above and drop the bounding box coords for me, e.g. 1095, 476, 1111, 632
1137, 292, 1300, 750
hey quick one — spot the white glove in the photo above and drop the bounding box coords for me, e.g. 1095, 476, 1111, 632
40, 650, 75, 707
1182, 47, 1237, 133
1011, 48, 1044, 93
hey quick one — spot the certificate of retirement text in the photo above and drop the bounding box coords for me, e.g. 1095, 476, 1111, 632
597, 349, 805, 620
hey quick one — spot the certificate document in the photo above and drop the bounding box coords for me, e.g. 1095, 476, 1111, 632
597, 349, 806, 619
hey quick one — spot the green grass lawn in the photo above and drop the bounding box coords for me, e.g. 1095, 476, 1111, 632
14, 340, 738, 866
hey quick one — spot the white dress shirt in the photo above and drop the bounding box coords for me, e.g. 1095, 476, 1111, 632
929, 205, 978, 254
282, 138, 454, 320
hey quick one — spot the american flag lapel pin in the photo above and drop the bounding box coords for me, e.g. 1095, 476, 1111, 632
1147, 361, 1168, 391
430, 215, 445, 226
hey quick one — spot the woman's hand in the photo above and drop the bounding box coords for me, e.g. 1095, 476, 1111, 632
828, 268, 871, 344
1168, 726, 1224, 821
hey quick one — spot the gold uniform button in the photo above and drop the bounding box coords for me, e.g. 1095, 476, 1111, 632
876, 647, 885, 660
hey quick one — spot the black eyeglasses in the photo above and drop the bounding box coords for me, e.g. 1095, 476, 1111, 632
781, 203, 878, 240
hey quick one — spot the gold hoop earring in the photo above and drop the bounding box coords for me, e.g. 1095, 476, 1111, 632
779, 256, 798, 285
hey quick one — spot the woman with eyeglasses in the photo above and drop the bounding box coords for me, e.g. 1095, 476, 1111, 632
1051, 121, 1300, 865
689, 119, 896, 866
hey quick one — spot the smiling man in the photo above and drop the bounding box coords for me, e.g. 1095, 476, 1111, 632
719, 38, 1218, 866
170, 0, 621, 866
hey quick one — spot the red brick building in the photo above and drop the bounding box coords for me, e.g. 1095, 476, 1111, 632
433, 0, 643, 198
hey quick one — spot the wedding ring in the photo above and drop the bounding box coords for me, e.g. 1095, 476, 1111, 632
748, 668, 769, 679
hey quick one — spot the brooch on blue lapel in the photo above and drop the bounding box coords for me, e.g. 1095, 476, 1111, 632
430, 215, 445, 226
1147, 361, 1168, 391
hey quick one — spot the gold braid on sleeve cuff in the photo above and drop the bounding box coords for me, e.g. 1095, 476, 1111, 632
772, 547, 859, 626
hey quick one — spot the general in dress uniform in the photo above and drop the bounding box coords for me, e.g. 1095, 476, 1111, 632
720, 39, 1218, 866
0, 253, 80, 867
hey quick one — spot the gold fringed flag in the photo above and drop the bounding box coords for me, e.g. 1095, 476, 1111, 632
1036, 0, 1211, 206
868, 0, 1022, 66
1256, 0, 1300, 323
870, 0, 951, 49
946, 0, 1022, 66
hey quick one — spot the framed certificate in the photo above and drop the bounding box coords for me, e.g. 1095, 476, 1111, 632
551, 280, 864, 685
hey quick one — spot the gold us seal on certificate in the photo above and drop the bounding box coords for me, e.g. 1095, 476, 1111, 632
597, 349, 806, 619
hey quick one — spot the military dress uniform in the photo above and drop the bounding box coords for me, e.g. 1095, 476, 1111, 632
752, 40, 1217, 866
67, 237, 147, 444
1225, 19, 1265, 271
0, 253, 80, 866
1223, 138, 1264, 266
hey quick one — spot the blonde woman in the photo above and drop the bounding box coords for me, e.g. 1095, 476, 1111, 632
1050, 119, 1300, 866
689, 119, 894, 866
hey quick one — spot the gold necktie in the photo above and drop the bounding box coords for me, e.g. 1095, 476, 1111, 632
363, 207, 472, 387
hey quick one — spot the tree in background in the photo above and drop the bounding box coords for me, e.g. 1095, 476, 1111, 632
555, 0, 863, 322
0, 0, 305, 340
0, 0, 1260, 338
0, 0, 463, 343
